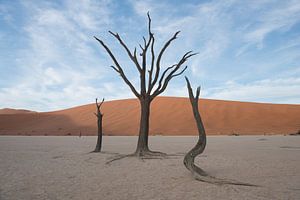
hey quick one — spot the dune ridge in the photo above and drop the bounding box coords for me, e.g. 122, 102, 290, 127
0, 108, 36, 115
0, 97, 299, 136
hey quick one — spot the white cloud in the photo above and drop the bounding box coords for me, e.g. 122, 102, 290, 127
132, 0, 153, 16
238, 0, 300, 54
0, 0, 119, 111
273, 36, 300, 53
0, 80, 133, 111
43, 67, 64, 85
66, 0, 111, 30
206, 77, 300, 104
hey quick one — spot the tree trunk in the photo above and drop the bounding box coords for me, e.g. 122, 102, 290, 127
184, 77, 208, 177
183, 97, 207, 176
94, 114, 103, 152
135, 98, 151, 154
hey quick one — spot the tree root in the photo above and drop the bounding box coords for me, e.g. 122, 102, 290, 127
193, 172, 259, 187
90, 150, 101, 153
106, 154, 135, 164
184, 155, 259, 187
184, 150, 259, 187
88, 150, 119, 155
106, 150, 184, 164
136, 150, 167, 157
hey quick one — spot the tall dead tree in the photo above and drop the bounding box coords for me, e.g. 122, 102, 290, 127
93, 98, 104, 152
184, 77, 257, 186
95, 13, 196, 156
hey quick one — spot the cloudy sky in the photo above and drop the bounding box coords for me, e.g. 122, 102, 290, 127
0, 0, 299, 111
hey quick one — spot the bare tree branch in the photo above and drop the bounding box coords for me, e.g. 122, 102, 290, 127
95, 98, 105, 116
99, 98, 105, 108
94, 36, 140, 98
147, 36, 155, 93
147, 11, 151, 35
185, 76, 194, 100
145, 12, 155, 94
110, 65, 120, 73
138, 13, 154, 96
151, 51, 196, 98
196, 86, 201, 99
154, 64, 176, 94
171, 65, 188, 78
139, 43, 144, 52
149, 31, 180, 92
108, 31, 142, 72
95, 98, 100, 109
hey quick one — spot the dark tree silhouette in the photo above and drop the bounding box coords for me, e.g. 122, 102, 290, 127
94, 13, 196, 156
184, 77, 257, 186
93, 98, 104, 152
184, 77, 208, 176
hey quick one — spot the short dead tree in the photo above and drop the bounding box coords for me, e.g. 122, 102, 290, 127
93, 98, 104, 152
184, 77, 258, 187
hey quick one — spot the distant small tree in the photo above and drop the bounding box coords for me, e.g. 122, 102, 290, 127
93, 98, 104, 152
95, 13, 196, 156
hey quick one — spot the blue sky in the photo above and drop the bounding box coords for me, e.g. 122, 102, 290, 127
0, 0, 300, 111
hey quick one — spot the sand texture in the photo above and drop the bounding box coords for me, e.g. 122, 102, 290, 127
0, 97, 300, 135
0, 136, 299, 200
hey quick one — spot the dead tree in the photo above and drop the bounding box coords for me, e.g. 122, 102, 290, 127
184, 77, 208, 176
184, 77, 257, 186
93, 98, 104, 152
94, 13, 196, 157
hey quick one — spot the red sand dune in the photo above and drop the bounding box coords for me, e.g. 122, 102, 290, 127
0, 97, 299, 136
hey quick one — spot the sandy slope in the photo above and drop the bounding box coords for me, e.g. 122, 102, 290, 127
0, 97, 299, 135
0, 136, 299, 200
0, 108, 35, 115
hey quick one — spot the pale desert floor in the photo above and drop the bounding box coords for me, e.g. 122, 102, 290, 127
0, 136, 299, 200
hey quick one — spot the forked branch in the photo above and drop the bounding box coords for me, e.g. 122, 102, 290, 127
150, 52, 196, 98
97, 97, 105, 110
148, 31, 181, 94
108, 31, 142, 72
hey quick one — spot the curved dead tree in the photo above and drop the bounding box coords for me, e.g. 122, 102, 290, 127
93, 98, 104, 152
184, 77, 208, 176
184, 77, 258, 186
95, 13, 196, 157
